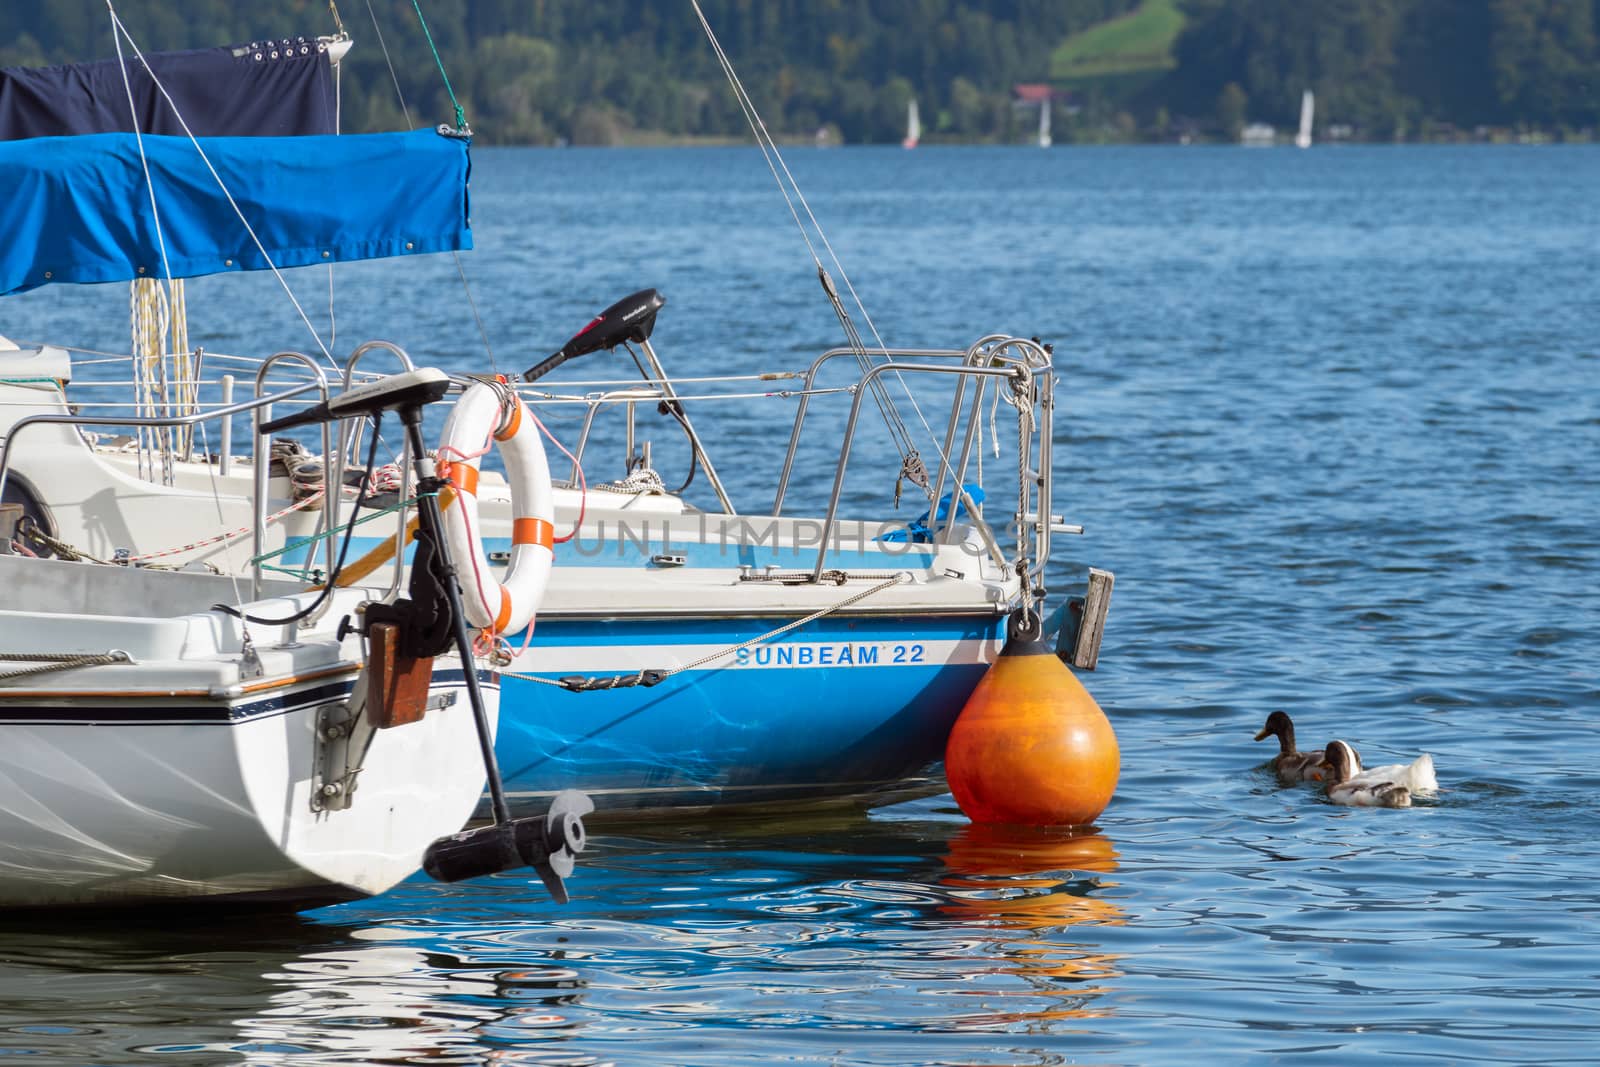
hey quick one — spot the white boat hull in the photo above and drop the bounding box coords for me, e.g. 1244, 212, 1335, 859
0, 675, 493, 907
0, 556, 496, 908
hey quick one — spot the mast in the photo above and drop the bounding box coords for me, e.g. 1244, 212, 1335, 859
1296, 90, 1314, 149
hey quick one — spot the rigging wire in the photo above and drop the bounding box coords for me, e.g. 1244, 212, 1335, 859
103, 2, 337, 370
109, 13, 180, 480
365, 0, 499, 376
327, 20, 342, 354
689, 0, 966, 507
453, 253, 498, 373
686, 4, 916, 465
107, 16, 174, 289
363, 0, 414, 128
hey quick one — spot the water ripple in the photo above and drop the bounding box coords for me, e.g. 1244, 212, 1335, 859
0, 145, 1596, 1065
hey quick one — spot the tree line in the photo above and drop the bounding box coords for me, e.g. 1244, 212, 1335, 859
2, 1, 1596, 143
1168, 0, 1600, 140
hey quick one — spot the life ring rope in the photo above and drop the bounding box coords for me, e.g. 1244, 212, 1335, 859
528, 406, 588, 544
437, 382, 556, 638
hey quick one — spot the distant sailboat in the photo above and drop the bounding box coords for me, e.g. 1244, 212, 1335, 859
1295, 90, 1314, 149
1038, 98, 1052, 148
903, 98, 920, 149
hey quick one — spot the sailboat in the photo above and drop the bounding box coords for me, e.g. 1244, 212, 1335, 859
0, 33, 593, 907
1038, 97, 1053, 148
1295, 89, 1314, 149
902, 98, 920, 149
3, 11, 1114, 825
0, 348, 518, 907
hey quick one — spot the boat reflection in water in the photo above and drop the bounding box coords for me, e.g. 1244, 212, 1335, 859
215, 925, 588, 1063
938, 823, 1125, 1020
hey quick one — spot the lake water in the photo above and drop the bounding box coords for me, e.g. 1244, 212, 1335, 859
3, 144, 1598, 1064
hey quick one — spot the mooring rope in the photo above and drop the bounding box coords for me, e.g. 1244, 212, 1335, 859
0, 651, 133, 685
12, 489, 330, 568
408, 0, 466, 131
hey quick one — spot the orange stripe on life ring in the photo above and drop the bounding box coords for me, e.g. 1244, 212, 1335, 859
495, 400, 524, 441
494, 585, 515, 632
448, 464, 480, 497
513, 517, 555, 549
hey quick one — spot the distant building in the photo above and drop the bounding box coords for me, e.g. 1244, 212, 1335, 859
1013, 83, 1077, 115
1240, 122, 1275, 147
1013, 83, 1066, 146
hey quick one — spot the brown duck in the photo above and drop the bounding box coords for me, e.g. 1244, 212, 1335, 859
1253, 710, 1328, 783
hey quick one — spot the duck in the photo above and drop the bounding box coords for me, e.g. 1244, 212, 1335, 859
1321, 739, 1437, 808
1253, 710, 1328, 783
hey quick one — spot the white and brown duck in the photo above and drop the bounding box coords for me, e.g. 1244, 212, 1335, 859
1321, 739, 1437, 808
1253, 710, 1328, 783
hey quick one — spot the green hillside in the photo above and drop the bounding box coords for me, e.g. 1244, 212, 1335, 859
3, 1, 1595, 143
0, 0, 1140, 145
1050, 0, 1185, 92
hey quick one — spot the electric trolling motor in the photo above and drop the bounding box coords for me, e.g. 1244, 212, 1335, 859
261, 367, 593, 902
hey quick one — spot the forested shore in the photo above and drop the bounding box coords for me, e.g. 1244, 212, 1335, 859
3, 1, 1595, 144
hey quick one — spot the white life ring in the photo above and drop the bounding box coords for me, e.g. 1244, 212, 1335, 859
436, 382, 555, 635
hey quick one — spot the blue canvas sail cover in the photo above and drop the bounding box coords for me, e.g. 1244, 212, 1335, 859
0, 127, 471, 295
0, 39, 336, 140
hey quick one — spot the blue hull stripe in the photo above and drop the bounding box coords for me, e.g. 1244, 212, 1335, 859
493, 613, 1003, 811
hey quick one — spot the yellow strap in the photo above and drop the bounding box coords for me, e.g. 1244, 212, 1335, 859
329, 487, 456, 589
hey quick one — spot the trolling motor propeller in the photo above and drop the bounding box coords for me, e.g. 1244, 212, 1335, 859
422, 789, 595, 902
521, 288, 665, 383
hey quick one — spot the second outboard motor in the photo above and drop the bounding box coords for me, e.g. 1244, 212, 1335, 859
522, 288, 665, 383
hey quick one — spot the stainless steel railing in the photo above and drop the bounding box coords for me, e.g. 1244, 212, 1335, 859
768, 336, 1057, 588
0, 376, 326, 596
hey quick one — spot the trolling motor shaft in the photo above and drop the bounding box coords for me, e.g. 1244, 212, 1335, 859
267, 368, 592, 899
392, 400, 593, 898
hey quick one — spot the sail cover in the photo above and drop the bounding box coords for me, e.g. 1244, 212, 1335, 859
0, 40, 337, 140
0, 128, 471, 296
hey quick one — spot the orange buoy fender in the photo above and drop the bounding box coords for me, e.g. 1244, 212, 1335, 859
436, 382, 555, 635
945, 639, 1119, 827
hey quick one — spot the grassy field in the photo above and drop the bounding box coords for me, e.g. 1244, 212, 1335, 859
1050, 0, 1186, 84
